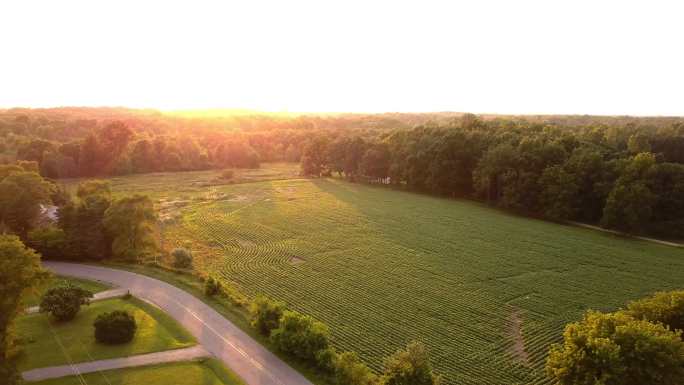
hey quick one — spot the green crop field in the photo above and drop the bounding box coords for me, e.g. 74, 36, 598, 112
66, 166, 684, 385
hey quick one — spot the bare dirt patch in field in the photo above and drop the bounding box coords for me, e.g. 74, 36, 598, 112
236, 239, 256, 248
507, 308, 530, 365
288, 256, 306, 265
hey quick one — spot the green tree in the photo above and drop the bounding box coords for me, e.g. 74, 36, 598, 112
171, 247, 193, 269
39, 283, 93, 322
0, 235, 48, 381
336, 351, 377, 385
270, 310, 330, 364
0, 171, 54, 238
59, 183, 112, 260
381, 341, 441, 385
27, 226, 67, 260
626, 290, 684, 334
601, 153, 657, 233
250, 295, 285, 336
546, 310, 684, 385
539, 165, 579, 220
104, 194, 157, 261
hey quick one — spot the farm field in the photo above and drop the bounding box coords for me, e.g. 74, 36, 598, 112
65, 166, 684, 385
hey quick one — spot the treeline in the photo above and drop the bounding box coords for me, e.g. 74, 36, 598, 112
0, 160, 158, 262
0, 108, 419, 178
249, 295, 441, 385
300, 115, 684, 237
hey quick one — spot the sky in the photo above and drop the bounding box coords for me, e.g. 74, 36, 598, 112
1, 0, 683, 115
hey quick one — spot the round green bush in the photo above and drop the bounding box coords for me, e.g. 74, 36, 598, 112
171, 247, 193, 269
39, 283, 93, 322
93, 310, 137, 344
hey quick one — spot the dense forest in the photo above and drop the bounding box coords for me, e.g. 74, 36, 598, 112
300, 115, 684, 238
1, 107, 683, 237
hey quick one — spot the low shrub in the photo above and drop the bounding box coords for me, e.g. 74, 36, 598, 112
250, 295, 285, 336
93, 310, 137, 344
335, 351, 377, 385
204, 277, 221, 297
171, 247, 193, 269
39, 283, 93, 322
220, 169, 234, 180
270, 310, 330, 364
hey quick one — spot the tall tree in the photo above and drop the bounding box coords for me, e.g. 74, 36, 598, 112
0, 235, 49, 384
0, 171, 54, 238
104, 194, 157, 261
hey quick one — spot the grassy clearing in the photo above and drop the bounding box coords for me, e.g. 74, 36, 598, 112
30, 358, 246, 385
16, 297, 195, 371
61, 162, 300, 200
68, 170, 684, 385
23, 276, 111, 307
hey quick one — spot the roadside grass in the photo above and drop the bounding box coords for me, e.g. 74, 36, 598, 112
23, 276, 111, 307
16, 296, 195, 371
29, 358, 246, 385
98, 262, 336, 385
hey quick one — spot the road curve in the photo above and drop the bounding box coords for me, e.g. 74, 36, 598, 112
44, 262, 313, 385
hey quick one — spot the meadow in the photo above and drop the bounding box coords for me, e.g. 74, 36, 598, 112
67, 166, 684, 385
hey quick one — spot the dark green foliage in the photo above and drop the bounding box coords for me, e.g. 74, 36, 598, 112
171, 247, 193, 269
0, 359, 22, 385
381, 341, 441, 385
626, 290, 684, 333
26, 226, 67, 260
249, 295, 285, 336
0, 170, 54, 238
93, 310, 137, 344
547, 310, 684, 385
59, 181, 112, 260
39, 283, 93, 322
103, 194, 157, 261
204, 277, 221, 297
0, 234, 48, 376
270, 310, 330, 364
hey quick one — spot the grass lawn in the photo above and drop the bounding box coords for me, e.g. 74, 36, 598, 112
16, 297, 195, 371
23, 276, 111, 307
30, 359, 246, 385
63, 171, 684, 385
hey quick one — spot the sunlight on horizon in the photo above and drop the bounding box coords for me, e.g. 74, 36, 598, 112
2, 0, 684, 115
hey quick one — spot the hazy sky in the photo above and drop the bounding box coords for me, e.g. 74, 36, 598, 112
2, 1, 683, 115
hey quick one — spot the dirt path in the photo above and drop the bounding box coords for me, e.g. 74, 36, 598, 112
44, 262, 313, 385
567, 221, 683, 248
22, 346, 210, 381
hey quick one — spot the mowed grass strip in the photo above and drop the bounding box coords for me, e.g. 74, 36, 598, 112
29, 359, 246, 385
23, 276, 111, 307
16, 297, 195, 371
79, 169, 684, 385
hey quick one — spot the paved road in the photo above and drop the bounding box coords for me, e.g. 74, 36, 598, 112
23, 345, 210, 381
26, 288, 129, 314
45, 262, 313, 385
